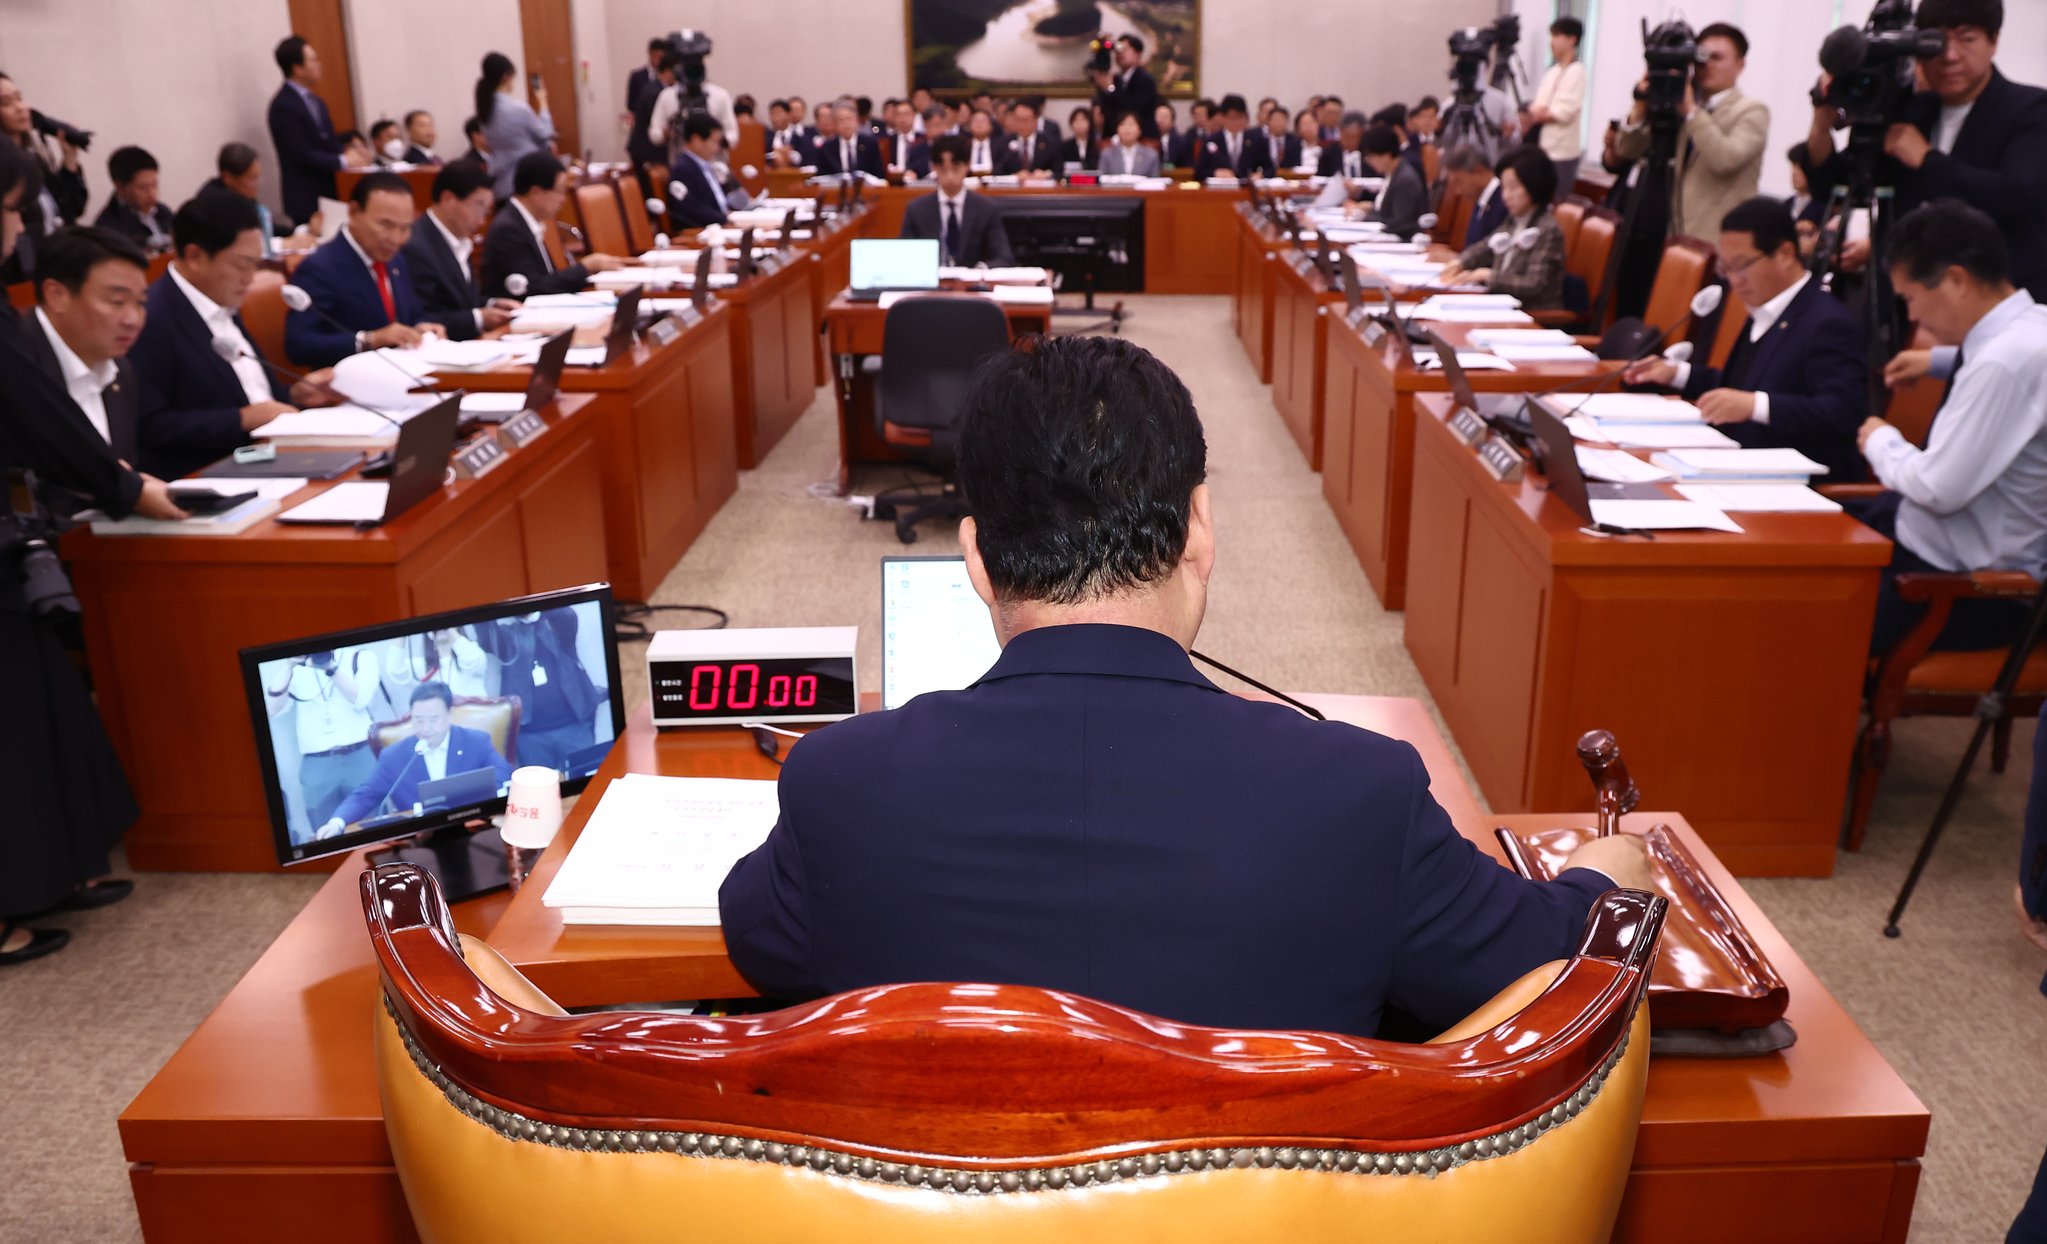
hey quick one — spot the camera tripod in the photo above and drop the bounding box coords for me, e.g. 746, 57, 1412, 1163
1439, 85, 1505, 161
1592, 111, 1679, 326
1809, 126, 1907, 428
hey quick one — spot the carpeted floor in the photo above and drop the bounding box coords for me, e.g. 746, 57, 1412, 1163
3, 295, 2040, 1242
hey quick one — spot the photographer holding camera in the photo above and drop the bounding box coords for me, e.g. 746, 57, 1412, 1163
1614, 22, 1769, 243
0, 70, 88, 264
1805, 0, 2047, 301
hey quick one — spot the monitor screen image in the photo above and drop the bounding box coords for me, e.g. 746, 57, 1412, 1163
850, 238, 941, 291
240, 584, 624, 865
881, 555, 1003, 711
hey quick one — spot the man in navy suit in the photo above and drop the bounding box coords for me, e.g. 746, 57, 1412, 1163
314, 681, 513, 839
721, 335, 1650, 1037
479, 153, 630, 299
266, 36, 362, 228
284, 171, 442, 368
814, 102, 885, 180
1192, 95, 1276, 182
401, 161, 515, 341
899, 136, 1014, 268
1442, 144, 1508, 249
881, 102, 931, 180
130, 192, 339, 479
995, 99, 1058, 179
664, 113, 739, 231
1624, 197, 1868, 482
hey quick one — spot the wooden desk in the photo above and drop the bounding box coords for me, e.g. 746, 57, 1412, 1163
1232, 205, 1278, 384
1268, 244, 1345, 469
120, 700, 1926, 1243
64, 396, 609, 874
821, 290, 1053, 493
435, 305, 737, 601
1321, 316, 1622, 610
719, 247, 823, 467
1405, 395, 1892, 876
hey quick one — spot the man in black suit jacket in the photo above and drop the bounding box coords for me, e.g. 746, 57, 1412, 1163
1443, 143, 1509, 248
1095, 34, 1161, 139
90, 146, 173, 254
771, 94, 820, 167
130, 193, 337, 480
720, 334, 1649, 1036
666, 113, 737, 230
882, 103, 931, 179
21, 227, 148, 505
899, 136, 1014, 268
995, 99, 1058, 178
266, 36, 359, 226
625, 38, 667, 114
400, 111, 442, 166
480, 153, 630, 299
1317, 112, 1369, 179
401, 161, 515, 342
1264, 106, 1301, 170
1192, 95, 1276, 181
1807, 0, 2047, 299
813, 102, 885, 179
1167, 100, 1213, 167
1624, 197, 1869, 481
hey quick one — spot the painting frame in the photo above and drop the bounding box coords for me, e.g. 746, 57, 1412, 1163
905, 0, 1200, 99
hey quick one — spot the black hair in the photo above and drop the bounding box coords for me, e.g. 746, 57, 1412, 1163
1498, 146, 1558, 208
1341, 110, 1369, 132
274, 35, 309, 79
1886, 198, 2012, 288
958, 336, 1208, 603
930, 133, 970, 167
218, 141, 259, 178
475, 51, 516, 126
0, 139, 42, 218
1193, 97, 1217, 117
1218, 94, 1248, 117
1361, 124, 1401, 157
1324, 94, 1344, 107
107, 145, 157, 186
336, 129, 365, 148
734, 96, 754, 117
1551, 16, 1584, 41
174, 188, 262, 256
855, 96, 873, 117
1371, 104, 1408, 129
348, 169, 411, 209
681, 111, 722, 144
1069, 105, 1093, 128
647, 36, 669, 52
1412, 95, 1440, 115
463, 115, 484, 141
1157, 101, 1177, 121
513, 151, 566, 196
1011, 97, 1039, 119
1719, 196, 1798, 256
1785, 141, 1813, 171
1697, 22, 1749, 58
369, 118, 398, 142
33, 225, 147, 302
1917, 0, 2002, 38
769, 97, 788, 111
403, 109, 430, 129
409, 680, 455, 711
1118, 33, 1145, 55
431, 159, 492, 202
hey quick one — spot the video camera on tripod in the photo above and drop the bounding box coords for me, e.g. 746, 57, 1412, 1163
1635, 19, 1701, 136
1815, 0, 1944, 133
663, 28, 714, 113
1447, 15, 1520, 101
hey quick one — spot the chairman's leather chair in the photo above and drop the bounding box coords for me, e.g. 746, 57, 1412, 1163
573, 184, 632, 257
370, 695, 523, 765
364, 862, 1664, 1244
869, 295, 1014, 544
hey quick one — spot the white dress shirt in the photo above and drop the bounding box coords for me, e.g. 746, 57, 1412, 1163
33, 307, 116, 445
414, 732, 451, 783
426, 208, 486, 332
1341, 148, 1362, 179
510, 198, 555, 272
1864, 291, 2047, 573
1672, 272, 1810, 424
970, 137, 994, 170
1533, 60, 1586, 160
169, 262, 274, 405
285, 647, 382, 754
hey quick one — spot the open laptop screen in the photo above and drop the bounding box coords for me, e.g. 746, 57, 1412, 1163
880, 555, 1002, 711
851, 238, 941, 292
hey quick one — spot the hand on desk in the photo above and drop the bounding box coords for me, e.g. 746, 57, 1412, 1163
480, 304, 516, 331
363, 323, 424, 350
583, 253, 629, 274
1622, 356, 1679, 388
289, 367, 342, 408
1697, 389, 1756, 425
134, 474, 190, 521
316, 817, 346, 840
1564, 832, 1656, 893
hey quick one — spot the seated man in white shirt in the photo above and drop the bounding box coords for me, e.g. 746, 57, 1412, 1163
129, 192, 340, 479
1856, 199, 2047, 654
20, 226, 147, 512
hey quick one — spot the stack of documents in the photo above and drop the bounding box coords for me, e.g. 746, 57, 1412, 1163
252, 404, 413, 447
497, 336, 609, 367
412, 338, 514, 371
1462, 327, 1594, 363
1589, 499, 1744, 533
1564, 418, 1738, 450
939, 265, 1050, 285
543, 774, 780, 925
1413, 348, 1515, 372
510, 303, 611, 331
1673, 484, 1843, 513
1649, 448, 1829, 481
1552, 393, 1702, 422
459, 393, 529, 416
1407, 293, 1529, 323
1577, 447, 1674, 484
988, 284, 1056, 305
278, 481, 390, 524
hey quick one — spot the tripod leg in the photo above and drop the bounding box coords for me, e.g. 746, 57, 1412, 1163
1884, 718, 1994, 936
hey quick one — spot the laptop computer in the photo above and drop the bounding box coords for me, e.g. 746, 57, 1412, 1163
1419, 328, 1520, 419
880, 554, 1003, 711
276, 394, 461, 526
602, 287, 644, 365
463, 329, 571, 424
1527, 398, 1665, 516
848, 238, 942, 303
415, 766, 503, 814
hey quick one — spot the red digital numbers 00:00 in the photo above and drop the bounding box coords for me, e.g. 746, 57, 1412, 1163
686, 663, 818, 712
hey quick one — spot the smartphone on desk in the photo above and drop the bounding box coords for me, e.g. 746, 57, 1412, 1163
165, 485, 258, 516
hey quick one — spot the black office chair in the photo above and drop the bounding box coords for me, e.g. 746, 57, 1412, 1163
869, 296, 1013, 544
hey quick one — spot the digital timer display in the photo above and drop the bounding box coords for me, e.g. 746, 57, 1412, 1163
649, 655, 858, 723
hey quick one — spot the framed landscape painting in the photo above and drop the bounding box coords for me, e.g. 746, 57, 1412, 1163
908, 0, 1198, 96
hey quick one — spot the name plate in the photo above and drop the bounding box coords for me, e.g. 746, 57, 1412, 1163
1449, 406, 1489, 447
1361, 319, 1387, 348
453, 435, 509, 480
674, 303, 703, 328
497, 409, 549, 450
1478, 433, 1526, 483
1288, 252, 1314, 274
758, 253, 782, 275
1346, 305, 1372, 329
645, 316, 682, 347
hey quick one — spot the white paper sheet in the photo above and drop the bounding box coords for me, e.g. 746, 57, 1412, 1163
1577, 448, 1674, 484
278, 481, 390, 523
1656, 448, 1830, 476
1564, 393, 1704, 422
1674, 484, 1843, 512
543, 774, 780, 925
1569, 420, 1737, 450
1589, 499, 1744, 532
459, 393, 528, 414
1414, 350, 1516, 372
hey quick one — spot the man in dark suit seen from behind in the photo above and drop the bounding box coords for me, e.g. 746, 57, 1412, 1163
1353, 124, 1428, 236
91, 146, 174, 254
20, 227, 148, 510
899, 135, 1014, 268
1806, 0, 2047, 300
720, 333, 1652, 1036
129, 192, 338, 479
1624, 197, 1869, 481
665, 113, 738, 230
1192, 94, 1275, 182
401, 160, 515, 341
479, 152, 630, 299
814, 101, 885, 180
1094, 34, 1161, 139
995, 98, 1058, 180
283, 171, 443, 368
1441, 143, 1508, 249
266, 35, 364, 227
625, 37, 668, 116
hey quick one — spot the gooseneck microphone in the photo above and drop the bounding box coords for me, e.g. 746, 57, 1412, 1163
211, 338, 408, 444
1522, 283, 1726, 419
277, 282, 442, 398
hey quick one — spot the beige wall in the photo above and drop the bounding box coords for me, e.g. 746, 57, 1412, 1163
347, 0, 528, 162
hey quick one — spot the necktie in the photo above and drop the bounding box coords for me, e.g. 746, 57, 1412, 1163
1022, 137, 1032, 167
1229, 133, 1239, 167
975, 140, 987, 167
1346, 151, 1359, 178
943, 201, 959, 264
371, 260, 396, 321
844, 140, 854, 173
1929, 347, 1966, 434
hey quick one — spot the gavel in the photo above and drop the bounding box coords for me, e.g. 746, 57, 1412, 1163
1577, 729, 1639, 838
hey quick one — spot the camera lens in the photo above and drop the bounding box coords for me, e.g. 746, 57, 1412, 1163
17, 540, 80, 617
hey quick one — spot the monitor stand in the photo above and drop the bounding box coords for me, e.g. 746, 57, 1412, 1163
366, 821, 511, 903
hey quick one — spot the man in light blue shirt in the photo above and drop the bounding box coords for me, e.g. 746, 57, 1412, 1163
1857, 200, 2047, 654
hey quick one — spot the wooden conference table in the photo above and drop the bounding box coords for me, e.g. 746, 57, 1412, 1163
1404, 395, 1892, 878
122, 695, 1926, 1244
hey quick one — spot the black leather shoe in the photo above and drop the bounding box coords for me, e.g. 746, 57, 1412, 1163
58, 879, 134, 911
0, 924, 70, 966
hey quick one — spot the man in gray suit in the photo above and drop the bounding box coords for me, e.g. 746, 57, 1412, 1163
1098, 112, 1162, 177
21, 226, 147, 515
1613, 21, 1769, 240
1358, 125, 1428, 237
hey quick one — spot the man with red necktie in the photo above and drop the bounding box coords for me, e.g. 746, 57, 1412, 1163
283, 170, 442, 369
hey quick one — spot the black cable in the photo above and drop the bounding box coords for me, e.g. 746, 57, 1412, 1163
611, 599, 729, 643
1189, 650, 1327, 721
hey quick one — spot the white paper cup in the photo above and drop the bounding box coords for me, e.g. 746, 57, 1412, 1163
501, 765, 564, 849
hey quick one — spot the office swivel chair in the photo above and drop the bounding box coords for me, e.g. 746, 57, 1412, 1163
365, 862, 1663, 1244
869, 296, 1012, 544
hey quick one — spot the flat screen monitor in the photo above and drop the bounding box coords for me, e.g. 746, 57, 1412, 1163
880, 555, 1003, 711
241, 584, 624, 867
850, 238, 941, 292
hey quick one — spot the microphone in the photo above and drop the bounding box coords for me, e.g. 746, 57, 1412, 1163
1818, 26, 1868, 78
506, 272, 645, 304
1524, 284, 1728, 421
278, 282, 442, 384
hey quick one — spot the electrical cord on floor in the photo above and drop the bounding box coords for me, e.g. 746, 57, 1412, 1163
612, 600, 730, 643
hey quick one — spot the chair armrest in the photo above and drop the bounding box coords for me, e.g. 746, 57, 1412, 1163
1895, 571, 2041, 604
1870, 571, 2042, 708
1529, 309, 1578, 328
1817, 483, 1887, 500
1572, 334, 1601, 349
